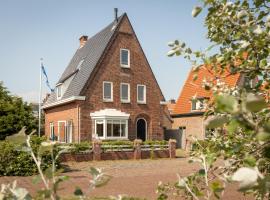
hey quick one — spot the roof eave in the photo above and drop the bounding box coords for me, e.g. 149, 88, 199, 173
42, 96, 86, 109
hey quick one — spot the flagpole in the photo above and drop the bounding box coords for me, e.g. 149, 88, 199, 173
38, 58, 43, 137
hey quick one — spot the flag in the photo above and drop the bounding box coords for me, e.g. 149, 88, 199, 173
41, 64, 54, 92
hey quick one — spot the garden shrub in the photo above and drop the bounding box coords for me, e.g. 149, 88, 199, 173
68, 141, 92, 153
0, 135, 60, 176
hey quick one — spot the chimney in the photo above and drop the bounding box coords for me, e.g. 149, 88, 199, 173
114, 8, 118, 22
169, 99, 176, 104
79, 35, 88, 48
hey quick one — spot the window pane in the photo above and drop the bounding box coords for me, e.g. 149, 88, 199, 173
113, 120, 120, 137
121, 50, 129, 65
121, 121, 126, 137
107, 120, 112, 137
121, 84, 129, 101
138, 86, 145, 102
104, 82, 111, 99
96, 120, 104, 137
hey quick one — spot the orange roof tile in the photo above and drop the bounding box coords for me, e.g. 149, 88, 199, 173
173, 65, 241, 115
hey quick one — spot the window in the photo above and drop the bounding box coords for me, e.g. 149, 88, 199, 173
191, 99, 204, 111
120, 83, 130, 103
96, 120, 104, 137
120, 49, 130, 68
49, 123, 55, 141
137, 85, 146, 104
103, 81, 113, 101
94, 119, 128, 139
56, 85, 62, 99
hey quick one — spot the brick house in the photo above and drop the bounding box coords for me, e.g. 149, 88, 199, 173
171, 65, 242, 148
43, 10, 171, 143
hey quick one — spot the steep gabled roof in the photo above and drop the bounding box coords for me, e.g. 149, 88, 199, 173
44, 14, 125, 106
173, 65, 241, 115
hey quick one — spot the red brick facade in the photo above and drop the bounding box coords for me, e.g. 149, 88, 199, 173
44, 15, 169, 142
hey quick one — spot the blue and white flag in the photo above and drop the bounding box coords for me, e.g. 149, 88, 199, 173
41, 64, 54, 92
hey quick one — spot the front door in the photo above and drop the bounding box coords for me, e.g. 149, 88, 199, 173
137, 118, 147, 141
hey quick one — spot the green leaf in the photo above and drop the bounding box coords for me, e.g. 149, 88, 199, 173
74, 187, 84, 196
215, 95, 238, 113
205, 115, 229, 129
192, 6, 202, 17
244, 155, 256, 167
257, 131, 270, 142
246, 93, 267, 112
198, 169, 206, 176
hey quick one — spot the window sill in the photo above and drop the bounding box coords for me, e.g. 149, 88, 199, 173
121, 64, 130, 69
121, 100, 130, 104
137, 101, 146, 105
103, 99, 113, 102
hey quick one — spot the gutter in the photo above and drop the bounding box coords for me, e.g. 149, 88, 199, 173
42, 96, 86, 109
171, 112, 205, 118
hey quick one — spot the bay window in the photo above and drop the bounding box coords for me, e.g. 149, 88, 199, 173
90, 109, 130, 140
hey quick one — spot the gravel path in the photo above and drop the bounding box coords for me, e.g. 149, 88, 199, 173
0, 158, 252, 199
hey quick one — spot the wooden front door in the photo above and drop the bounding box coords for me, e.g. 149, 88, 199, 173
58, 122, 66, 142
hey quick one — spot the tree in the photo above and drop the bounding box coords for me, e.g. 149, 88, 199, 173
0, 82, 37, 139
158, 0, 270, 199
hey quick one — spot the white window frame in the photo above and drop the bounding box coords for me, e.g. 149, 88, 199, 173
56, 85, 62, 100
137, 84, 146, 104
191, 99, 204, 111
120, 83, 130, 103
103, 81, 113, 102
93, 118, 128, 140
49, 122, 54, 140
57, 120, 66, 142
120, 49, 130, 68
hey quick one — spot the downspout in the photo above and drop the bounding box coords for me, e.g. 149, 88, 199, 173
77, 104, 81, 143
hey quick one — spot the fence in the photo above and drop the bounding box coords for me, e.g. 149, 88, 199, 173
60, 139, 176, 162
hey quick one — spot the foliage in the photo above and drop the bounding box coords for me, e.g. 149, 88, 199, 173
0, 132, 112, 200
0, 82, 37, 140
68, 141, 92, 153
0, 131, 60, 176
160, 0, 270, 199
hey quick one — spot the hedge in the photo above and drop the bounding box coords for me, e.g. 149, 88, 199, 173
0, 135, 60, 176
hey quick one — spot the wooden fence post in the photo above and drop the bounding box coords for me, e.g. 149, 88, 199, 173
92, 140, 102, 161
169, 139, 176, 158
133, 139, 142, 159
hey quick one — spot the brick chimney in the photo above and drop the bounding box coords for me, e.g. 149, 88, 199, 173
79, 35, 88, 48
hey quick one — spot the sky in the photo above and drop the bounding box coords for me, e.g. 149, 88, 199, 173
0, 0, 211, 103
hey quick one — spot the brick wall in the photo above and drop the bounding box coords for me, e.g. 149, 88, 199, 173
79, 16, 165, 141
44, 101, 80, 142
172, 116, 205, 144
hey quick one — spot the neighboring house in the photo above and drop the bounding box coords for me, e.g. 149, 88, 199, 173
43, 10, 170, 143
171, 65, 242, 148
166, 99, 176, 114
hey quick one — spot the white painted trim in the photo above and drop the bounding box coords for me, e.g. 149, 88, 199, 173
120, 83, 130, 103
136, 118, 147, 141
120, 48, 130, 68
49, 122, 54, 140
42, 96, 86, 109
137, 84, 146, 104
56, 85, 62, 100
103, 81, 113, 102
57, 120, 66, 142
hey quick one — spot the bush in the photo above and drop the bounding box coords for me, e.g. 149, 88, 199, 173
68, 141, 92, 153
0, 135, 60, 176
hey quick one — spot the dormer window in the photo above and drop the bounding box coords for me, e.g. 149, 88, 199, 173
191, 98, 205, 111
120, 49, 130, 68
56, 85, 62, 100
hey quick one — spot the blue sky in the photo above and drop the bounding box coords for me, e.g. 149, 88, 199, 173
0, 0, 210, 102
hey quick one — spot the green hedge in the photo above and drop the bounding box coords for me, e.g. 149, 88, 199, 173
0, 136, 60, 176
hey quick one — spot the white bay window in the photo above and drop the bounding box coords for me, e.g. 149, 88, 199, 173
90, 109, 130, 140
